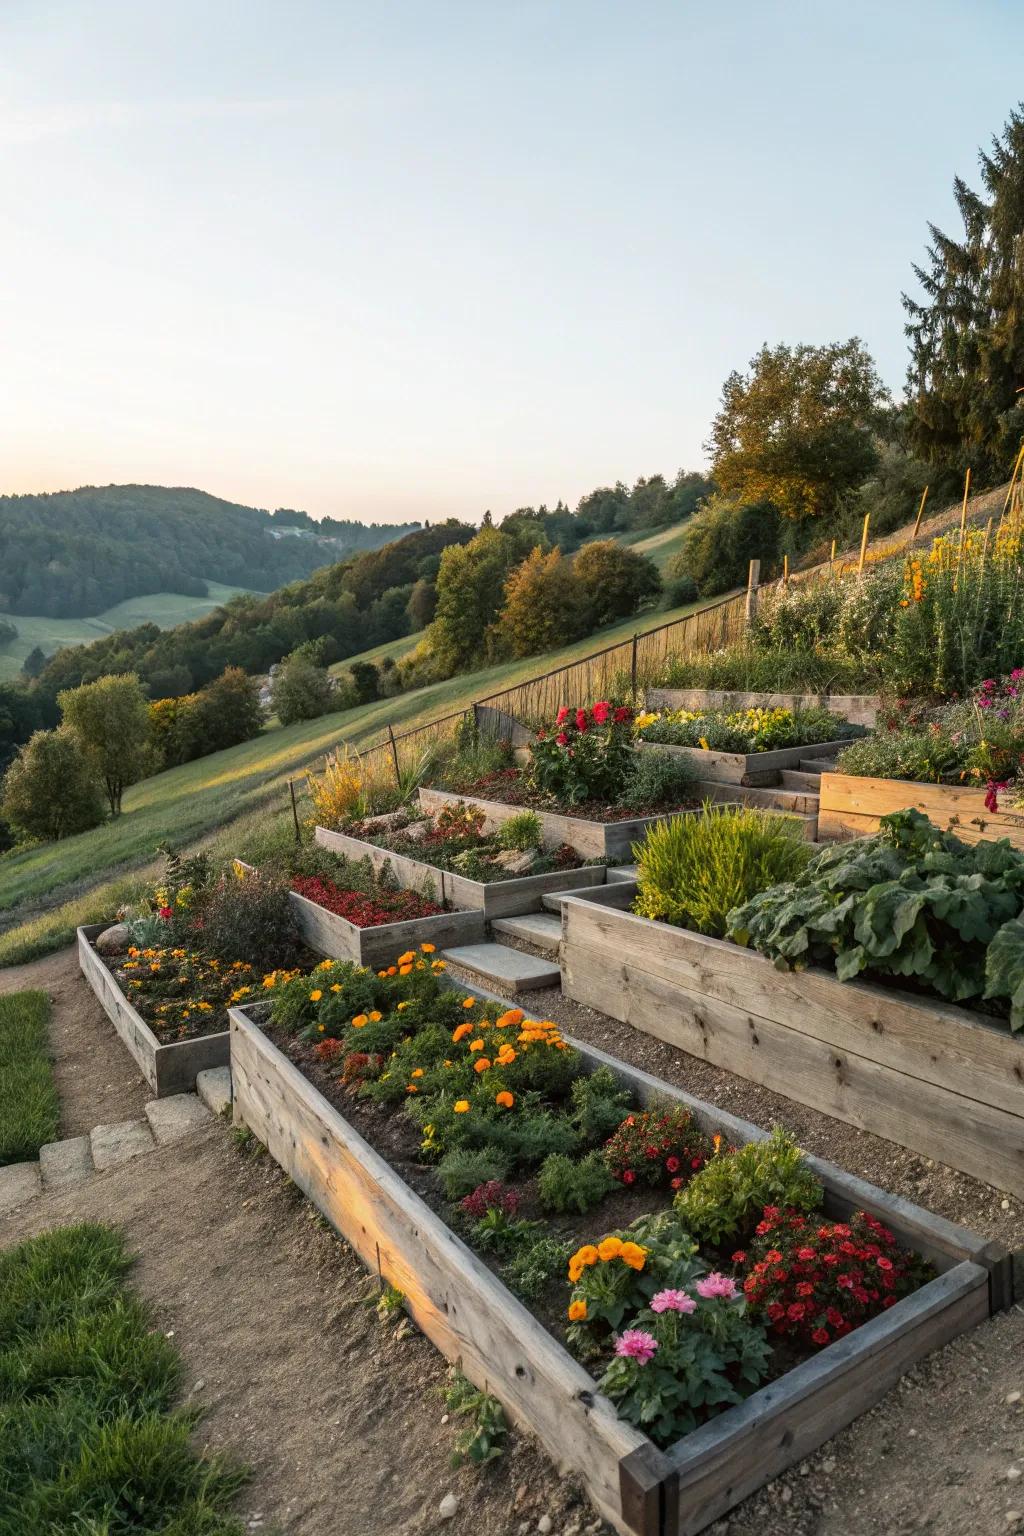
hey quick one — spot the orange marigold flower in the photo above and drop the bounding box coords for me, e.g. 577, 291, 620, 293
573, 1245, 599, 1270
369, 1010, 382, 1022
352, 1014, 368, 1028
462, 997, 476, 1009
496, 1008, 524, 1029
309, 989, 323, 1002
452, 1022, 473, 1043
619, 1242, 647, 1271
567, 1300, 587, 1322
387, 966, 397, 976
397, 950, 415, 965
598, 1236, 623, 1262
411, 1068, 424, 1078
453, 1100, 470, 1114
406, 1084, 418, 1094
473, 1057, 491, 1074
468, 1038, 484, 1052
377, 970, 388, 978
495, 1090, 514, 1108
421, 942, 436, 953
399, 964, 413, 976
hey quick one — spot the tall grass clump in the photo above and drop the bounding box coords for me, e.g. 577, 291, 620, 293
0, 1223, 246, 1535
633, 805, 810, 937
0, 990, 60, 1164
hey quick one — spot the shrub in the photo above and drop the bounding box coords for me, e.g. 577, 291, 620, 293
741, 1207, 931, 1349
617, 745, 697, 811
673, 494, 780, 597
529, 702, 635, 805
538, 1151, 618, 1213
634, 805, 810, 938
436, 1147, 510, 1200
662, 570, 698, 607
603, 1105, 713, 1189
195, 666, 264, 753
194, 865, 299, 968
271, 650, 335, 725
1, 727, 106, 842
305, 749, 364, 828
495, 810, 543, 852
503, 1235, 573, 1300
673, 1126, 822, 1247
573, 540, 662, 627
496, 547, 589, 658
569, 1067, 633, 1143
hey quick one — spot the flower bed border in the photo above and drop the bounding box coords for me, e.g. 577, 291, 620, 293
559, 899, 1024, 1198
418, 785, 691, 861
647, 689, 880, 729
635, 738, 853, 788
77, 923, 229, 1096
312, 825, 608, 917
228, 999, 1006, 1536
818, 770, 1024, 850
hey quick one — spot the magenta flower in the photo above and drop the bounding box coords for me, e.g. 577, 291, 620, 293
695, 1271, 738, 1300
650, 1289, 697, 1315
614, 1328, 659, 1364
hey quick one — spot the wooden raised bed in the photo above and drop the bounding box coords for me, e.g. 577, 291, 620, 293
636, 737, 851, 787
647, 688, 880, 729
560, 900, 1024, 1198
419, 785, 689, 861
229, 1002, 1007, 1536
818, 770, 1024, 849
77, 923, 229, 1096
313, 825, 607, 918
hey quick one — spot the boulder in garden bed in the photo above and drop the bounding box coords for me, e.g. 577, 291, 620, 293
400, 819, 431, 844
492, 849, 537, 875
95, 923, 132, 956
360, 810, 407, 832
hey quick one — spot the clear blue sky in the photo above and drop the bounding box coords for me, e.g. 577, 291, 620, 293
1, 0, 1021, 524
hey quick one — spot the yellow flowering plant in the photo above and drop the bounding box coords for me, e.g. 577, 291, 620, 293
565, 1213, 706, 1343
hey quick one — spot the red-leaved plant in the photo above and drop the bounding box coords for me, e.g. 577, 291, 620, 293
291, 875, 443, 927
460, 1180, 521, 1220
738, 1207, 932, 1349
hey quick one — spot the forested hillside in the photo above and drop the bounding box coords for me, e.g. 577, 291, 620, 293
0, 484, 419, 618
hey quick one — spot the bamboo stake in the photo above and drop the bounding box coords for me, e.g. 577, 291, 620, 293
912, 485, 929, 541
959, 467, 971, 537
829, 538, 837, 572
857, 513, 871, 578
782, 554, 789, 588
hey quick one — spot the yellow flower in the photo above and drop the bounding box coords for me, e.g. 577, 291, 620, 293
495, 1090, 514, 1108
377, 970, 388, 979
597, 1236, 623, 1262
619, 1242, 647, 1271
568, 1300, 587, 1322
453, 1100, 470, 1114
309, 989, 323, 1002
397, 1001, 411, 1011
331, 983, 342, 993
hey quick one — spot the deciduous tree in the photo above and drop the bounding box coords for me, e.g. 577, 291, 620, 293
58, 673, 152, 816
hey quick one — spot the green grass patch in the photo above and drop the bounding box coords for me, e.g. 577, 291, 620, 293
0, 1222, 246, 1536
0, 991, 59, 1164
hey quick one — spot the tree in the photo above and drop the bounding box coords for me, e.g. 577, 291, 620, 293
495, 548, 587, 658
904, 105, 1024, 481
349, 661, 380, 704
195, 667, 264, 752
58, 673, 152, 815
573, 540, 661, 628
270, 650, 336, 726
0, 617, 17, 648
21, 645, 46, 679
706, 340, 889, 521
427, 523, 541, 673
672, 495, 780, 598
406, 576, 437, 630
1, 727, 106, 841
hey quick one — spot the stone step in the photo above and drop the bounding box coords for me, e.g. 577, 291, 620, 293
491, 912, 563, 956
145, 1093, 213, 1145
197, 1066, 233, 1117
39, 1135, 94, 1192
441, 941, 561, 994
798, 757, 836, 775
779, 768, 822, 792
90, 1118, 156, 1172
0, 1161, 42, 1217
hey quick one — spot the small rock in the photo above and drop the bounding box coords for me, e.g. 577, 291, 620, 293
95, 922, 132, 954
1005, 1514, 1022, 1526
538, 1518, 553, 1535
780, 1486, 792, 1505
361, 810, 407, 832
1007, 1392, 1022, 1406
401, 819, 431, 843
438, 1492, 459, 1520
514, 1485, 530, 1511
821, 1458, 836, 1475
1002, 1198, 1011, 1210
439, 1413, 449, 1424
1009, 1467, 1023, 1483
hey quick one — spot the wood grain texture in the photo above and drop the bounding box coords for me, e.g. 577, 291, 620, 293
418, 785, 689, 861
647, 689, 879, 728
560, 902, 1024, 1197
78, 924, 229, 1095
313, 824, 607, 917
818, 772, 1024, 848
229, 1011, 648, 1534
286, 888, 486, 969
637, 739, 848, 787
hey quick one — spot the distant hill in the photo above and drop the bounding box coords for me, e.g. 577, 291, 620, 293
0, 484, 419, 619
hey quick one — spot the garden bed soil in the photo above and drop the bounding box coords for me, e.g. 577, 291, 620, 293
229, 1003, 1002, 1536
418, 785, 695, 862
78, 923, 230, 1097
314, 824, 608, 918
646, 689, 880, 729
559, 899, 1024, 1199
438, 767, 698, 823
818, 769, 1024, 849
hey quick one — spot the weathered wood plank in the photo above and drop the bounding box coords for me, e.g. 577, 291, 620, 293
78, 925, 229, 1095
818, 771, 1024, 849
637, 739, 849, 787
286, 888, 486, 969
418, 786, 688, 862
313, 825, 607, 917
647, 689, 880, 728
229, 1011, 649, 1534
561, 901, 1023, 1119
667, 1263, 989, 1535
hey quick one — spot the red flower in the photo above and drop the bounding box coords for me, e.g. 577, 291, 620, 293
786, 1302, 806, 1321
731, 1251, 747, 1265
575, 708, 588, 732
555, 706, 571, 725
591, 700, 611, 725
811, 1327, 830, 1346
622, 1169, 636, 1185
613, 706, 632, 724
159, 906, 173, 919
556, 731, 569, 746
876, 1256, 894, 1271
665, 1156, 680, 1172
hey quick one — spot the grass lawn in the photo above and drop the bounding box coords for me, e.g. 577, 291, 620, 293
615, 522, 691, 570
0, 1223, 246, 1534
0, 591, 714, 966
0, 991, 59, 1164
0, 583, 255, 680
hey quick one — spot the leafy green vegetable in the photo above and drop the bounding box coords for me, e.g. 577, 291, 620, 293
728, 809, 1024, 1029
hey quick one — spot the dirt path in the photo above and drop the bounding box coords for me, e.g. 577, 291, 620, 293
0, 945, 150, 1135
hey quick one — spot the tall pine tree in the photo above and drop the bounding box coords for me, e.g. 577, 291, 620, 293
904, 105, 1024, 481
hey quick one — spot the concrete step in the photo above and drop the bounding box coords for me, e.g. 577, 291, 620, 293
145, 1093, 213, 1145
197, 1066, 233, 1117
798, 757, 836, 775
491, 912, 563, 956
90, 1118, 156, 1172
441, 941, 561, 994
779, 768, 822, 792
606, 864, 638, 883
39, 1135, 94, 1193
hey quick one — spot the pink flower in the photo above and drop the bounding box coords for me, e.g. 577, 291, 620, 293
614, 1328, 659, 1364
695, 1271, 738, 1300
650, 1289, 696, 1315
592, 700, 611, 725
555, 706, 571, 725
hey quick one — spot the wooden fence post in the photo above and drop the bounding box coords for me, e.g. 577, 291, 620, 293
829, 539, 836, 574
782, 554, 790, 588
744, 559, 760, 629
912, 485, 929, 541
857, 513, 871, 578
387, 724, 401, 786
630, 633, 639, 700
288, 779, 301, 844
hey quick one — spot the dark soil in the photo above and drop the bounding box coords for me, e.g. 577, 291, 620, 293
447, 767, 696, 822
